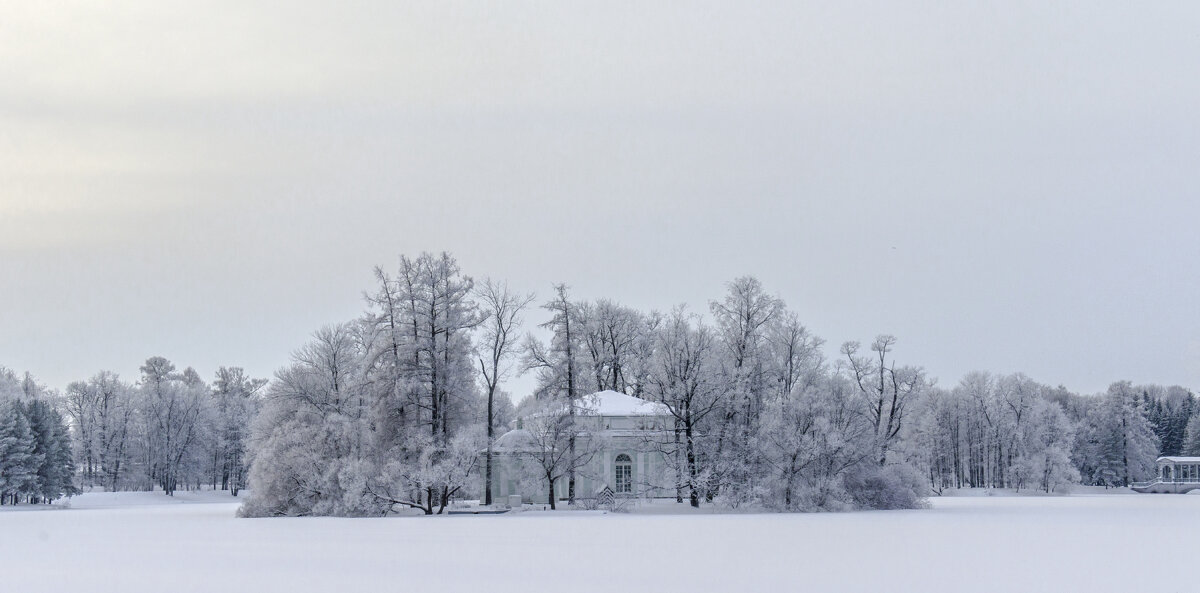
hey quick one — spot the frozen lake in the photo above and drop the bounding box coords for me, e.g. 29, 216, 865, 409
1, 491, 1196, 593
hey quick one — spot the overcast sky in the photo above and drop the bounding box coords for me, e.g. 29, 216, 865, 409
2, 2, 1198, 397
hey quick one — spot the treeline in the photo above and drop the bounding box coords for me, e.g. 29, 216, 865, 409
908, 375, 1198, 493
0, 371, 76, 505
0, 361, 265, 504
5, 252, 1197, 510
62, 360, 265, 495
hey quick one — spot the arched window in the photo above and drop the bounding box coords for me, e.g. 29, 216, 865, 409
615, 454, 632, 494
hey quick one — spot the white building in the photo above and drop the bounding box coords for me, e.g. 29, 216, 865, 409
490, 390, 674, 504
1131, 456, 1200, 493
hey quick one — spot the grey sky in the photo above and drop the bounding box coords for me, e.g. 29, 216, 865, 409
3, 2, 1199, 397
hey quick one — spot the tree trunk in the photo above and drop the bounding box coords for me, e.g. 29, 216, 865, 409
674, 423, 683, 504
485, 385, 495, 506
686, 422, 700, 508
564, 291, 576, 506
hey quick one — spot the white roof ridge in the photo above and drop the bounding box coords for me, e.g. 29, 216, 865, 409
576, 390, 670, 416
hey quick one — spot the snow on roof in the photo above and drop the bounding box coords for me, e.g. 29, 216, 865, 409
576, 390, 670, 417
1157, 456, 1200, 463
492, 428, 536, 452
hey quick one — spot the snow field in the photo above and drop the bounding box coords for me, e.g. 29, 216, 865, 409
1, 492, 1196, 593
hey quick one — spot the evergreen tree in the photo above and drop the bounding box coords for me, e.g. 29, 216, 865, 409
1183, 415, 1200, 457
1162, 393, 1195, 456
10, 400, 79, 504
0, 401, 38, 504
50, 406, 79, 499
25, 399, 54, 502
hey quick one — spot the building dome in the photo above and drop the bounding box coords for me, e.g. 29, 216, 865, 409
492, 428, 536, 452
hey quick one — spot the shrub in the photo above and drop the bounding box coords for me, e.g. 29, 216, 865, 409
842, 464, 929, 510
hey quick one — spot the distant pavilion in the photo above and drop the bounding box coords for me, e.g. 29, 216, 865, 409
1131, 457, 1200, 493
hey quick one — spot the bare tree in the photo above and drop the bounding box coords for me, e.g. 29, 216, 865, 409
520, 400, 605, 510
841, 335, 925, 466
475, 278, 533, 506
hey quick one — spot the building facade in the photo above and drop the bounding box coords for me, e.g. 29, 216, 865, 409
489, 390, 674, 504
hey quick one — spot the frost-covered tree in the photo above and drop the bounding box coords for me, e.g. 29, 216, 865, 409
372, 253, 481, 513
409, 253, 479, 439
577, 299, 648, 395
758, 375, 875, 510
906, 387, 955, 492
767, 311, 824, 400
64, 379, 98, 483
708, 276, 784, 500
1087, 381, 1159, 486
364, 252, 479, 445
209, 367, 266, 495
241, 323, 370, 516
139, 358, 207, 495
1008, 398, 1079, 492
645, 307, 725, 507
524, 283, 585, 503
245, 253, 485, 517
356, 425, 486, 515
710, 276, 784, 424
0, 367, 24, 402
64, 372, 137, 490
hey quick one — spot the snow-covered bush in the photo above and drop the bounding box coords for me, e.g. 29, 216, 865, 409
842, 463, 928, 511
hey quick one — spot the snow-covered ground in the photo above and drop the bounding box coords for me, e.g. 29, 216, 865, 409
1, 491, 1196, 592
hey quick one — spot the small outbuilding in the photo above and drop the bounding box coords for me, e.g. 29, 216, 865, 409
488, 390, 674, 504
1131, 456, 1200, 493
